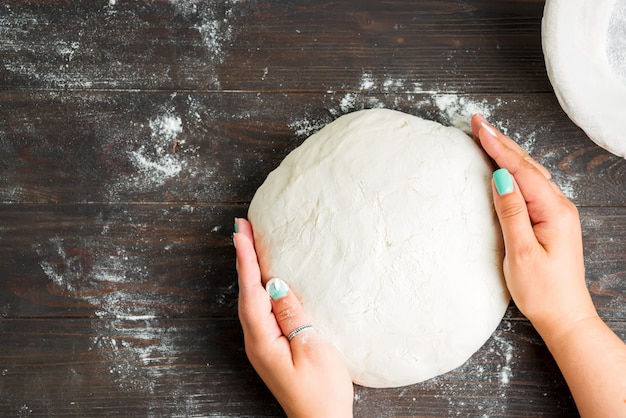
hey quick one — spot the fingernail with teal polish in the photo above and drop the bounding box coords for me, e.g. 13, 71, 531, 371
493, 168, 514, 196
234, 218, 239, 233
266, 278, 289, 300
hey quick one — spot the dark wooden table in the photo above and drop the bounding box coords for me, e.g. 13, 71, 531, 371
1, 1, 624, 416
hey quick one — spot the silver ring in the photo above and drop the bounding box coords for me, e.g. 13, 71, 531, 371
287, 325, 313, 341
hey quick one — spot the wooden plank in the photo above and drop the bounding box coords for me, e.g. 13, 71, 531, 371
582, 208, 626, 320
0, 203, 243, 319
0, 318, 282, 417
1, 204, 624, 322
1, 91, 625, 206
2, 317, 621, 416
0, 0, 550, 93
0, 1, 624, 416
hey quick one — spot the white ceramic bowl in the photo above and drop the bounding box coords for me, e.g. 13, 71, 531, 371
542, 0, 626, 159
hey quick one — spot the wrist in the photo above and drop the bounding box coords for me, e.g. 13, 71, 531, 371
523, 282, 597, 345
532, 307, 600, 350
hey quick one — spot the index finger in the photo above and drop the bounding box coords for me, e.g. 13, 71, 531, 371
471, 114, 552, 181
471, 116, 561, 221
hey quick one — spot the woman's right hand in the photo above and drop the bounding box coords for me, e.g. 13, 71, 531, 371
472, 114, 626, 418
471, 114, 597, 339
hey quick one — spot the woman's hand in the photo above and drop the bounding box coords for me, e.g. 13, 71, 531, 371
471, 114, 596, 338
234, 218, 353, 418
472, 114, 626, 418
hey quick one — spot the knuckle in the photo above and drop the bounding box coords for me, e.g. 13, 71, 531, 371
510, 154, 534, 173
521, 154, 536, 167
498, 201, 527, 220
565, 199, 580, 217
273, 299, 297, 323
510, 242, 535, 264
244, 338, 262, 364
554, 199, 580, 226
245, 335, 272, 359
505, 244, 540, 279
244, 342, 257, 361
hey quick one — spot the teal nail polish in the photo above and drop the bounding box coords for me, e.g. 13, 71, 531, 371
493, 168, 514, 196
234, 218, 239, 233
266, 278, 289, 300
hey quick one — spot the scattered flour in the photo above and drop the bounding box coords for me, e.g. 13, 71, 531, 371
34, 233, 152, 319
56, 40, 80, 63
433, 94, 498, 134
421, 325, 517, 416
356, 72, 425, 94
91, 316, 177, 393
196, 14, 233, 65
493, 332, 514, 386
590, 271, 625, 309
551, 173, 579, 201
338, 93, 360, 114
288, 117, 329, 138
33, 219, 205, 415
107, 102, 202, 198
359, 73, 376, 91
18, 404, 32, 417
38, 238, 75, 292
169, 0, 243, 72
514, 130, 537, 155
289, 73, 502, 138
128, 111, 184, 184
3, 1, 244, 89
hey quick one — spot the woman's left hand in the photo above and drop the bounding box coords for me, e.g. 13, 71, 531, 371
234, 218, 354, 418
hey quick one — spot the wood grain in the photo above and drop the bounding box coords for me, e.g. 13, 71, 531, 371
1, 91, 624, 206
6, 317, 621, 417
0, 1, 549, 93
0, 0, 625, 416
0, 318, 281, 417
0, 204, 241, 319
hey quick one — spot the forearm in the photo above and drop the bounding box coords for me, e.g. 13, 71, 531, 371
539, 315, 626, 418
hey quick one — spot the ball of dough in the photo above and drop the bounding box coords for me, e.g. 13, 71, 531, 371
249, 109, 509, 388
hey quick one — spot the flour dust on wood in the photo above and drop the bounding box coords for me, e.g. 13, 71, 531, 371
32, 208, 208, 415
168, 0, 245, 88
106, 100, 202, 199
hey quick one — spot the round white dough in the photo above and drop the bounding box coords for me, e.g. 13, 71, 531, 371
248, 109, 510, 388
542, 0, 626, 159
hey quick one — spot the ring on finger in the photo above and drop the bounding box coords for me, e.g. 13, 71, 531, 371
287, 324, 314, 341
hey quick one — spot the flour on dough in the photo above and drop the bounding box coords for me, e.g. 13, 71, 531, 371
249, 109, 509, 388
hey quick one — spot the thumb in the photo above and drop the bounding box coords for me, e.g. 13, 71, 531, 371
265, 278, 313, 344
492, 168, 539, 256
